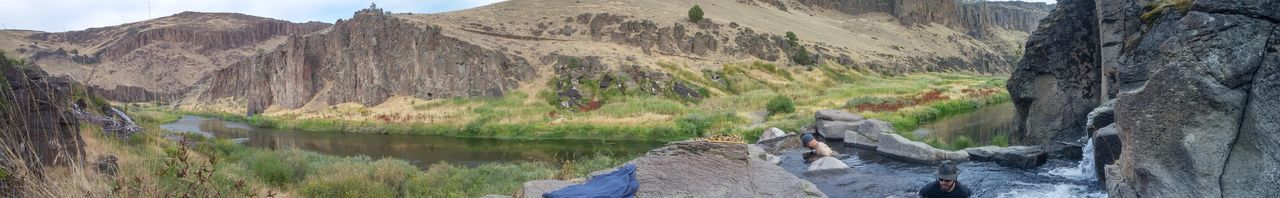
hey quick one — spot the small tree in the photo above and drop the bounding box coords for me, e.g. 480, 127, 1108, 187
792, 46, 813, 65
766, 95, 795, 117
688, 5, 704, 22
785, 31, 798, 46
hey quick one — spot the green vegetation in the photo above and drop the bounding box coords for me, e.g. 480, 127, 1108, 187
90, 116, 644, 197
173, 61, 1008, 146
766, 95, 795, 117
688, 5, 704, 22
785, 31, 799, 46
1141, 0, 1193, 22
991, 133, 1009, 147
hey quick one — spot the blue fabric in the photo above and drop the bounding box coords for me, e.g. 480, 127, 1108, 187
543, 163, 639, 198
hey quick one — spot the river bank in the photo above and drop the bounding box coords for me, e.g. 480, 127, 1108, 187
168, 65, 1012, 147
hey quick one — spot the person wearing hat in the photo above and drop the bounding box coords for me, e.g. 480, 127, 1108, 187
800, 133, 833, 158
919, 160, 972, 198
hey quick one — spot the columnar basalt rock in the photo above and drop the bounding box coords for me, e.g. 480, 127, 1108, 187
199, 8, 535, 114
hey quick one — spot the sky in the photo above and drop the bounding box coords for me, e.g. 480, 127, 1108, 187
0, 0, 1056, 32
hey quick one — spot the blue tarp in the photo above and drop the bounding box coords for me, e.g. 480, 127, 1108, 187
543, 163, 639, 198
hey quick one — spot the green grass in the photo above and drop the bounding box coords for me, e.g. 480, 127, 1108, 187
168, 62, 1009, 147
111, 116, 643, 197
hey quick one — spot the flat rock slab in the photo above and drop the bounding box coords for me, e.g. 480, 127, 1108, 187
519, 180, 576, 198
875, 134, 969, 164
962, 146, 1047, 169
816, 109, 864, 122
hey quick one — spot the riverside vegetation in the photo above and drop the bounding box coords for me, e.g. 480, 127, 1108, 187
174, 61, 1011, 150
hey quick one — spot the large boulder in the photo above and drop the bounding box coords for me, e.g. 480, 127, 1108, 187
758, 128, 787, 143
1006, 0, 1101, 146
814, 109, 864, 140
1091, 124, 1121, 185
805, 156, 849, 173
1085, 99, 1115, 135
518, 180, 575, 198
962, 146, 1047, 169
631, 141, 824, 197
522, 141, 826, 197
842, 119, 895, 149
1113, 10, 1276, 198
815, 109, 863, 121
874, 134, 969, 164
0, 67, 85, 175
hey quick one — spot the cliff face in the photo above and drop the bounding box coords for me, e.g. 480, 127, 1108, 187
795, 0, 1053, 37
0, 60, 84, 176
1006, 0, 1100, 146
0, 12, 329, 102
197, 8, 535, 114
1008, 0, 1280, 197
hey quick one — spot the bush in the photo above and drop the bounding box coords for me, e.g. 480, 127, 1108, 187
991, 134, 1009, 147
688, 5, 704, 22
785, 31, 798, 46
766, 95, 795, 116
951, 136, 973, 150
301, 175, 395, 198
792, 46, 814, 65
245, 153, 303, 187
403, 162, 556, 197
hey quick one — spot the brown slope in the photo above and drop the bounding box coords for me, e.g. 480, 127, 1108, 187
0, 12, 329, 102
190, 0, 1053, 114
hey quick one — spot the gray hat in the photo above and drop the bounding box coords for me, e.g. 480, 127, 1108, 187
936, 160, 959, 180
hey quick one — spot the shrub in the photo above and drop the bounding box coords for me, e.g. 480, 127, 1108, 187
785, 31, 798, 46
301, 175, 395, 198
792, 46, 814, 65
245, 153, 302, 187
951, 136, 973, 150
991, 134, 1009, 147
766, 95, 795, 116
688, 5, 704, 22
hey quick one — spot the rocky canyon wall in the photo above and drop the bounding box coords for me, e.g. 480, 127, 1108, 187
796, 0, 1053, 37
198, 8, 535, 115
1008, 0, 1280, 197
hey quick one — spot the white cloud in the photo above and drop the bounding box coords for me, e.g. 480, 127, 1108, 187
0, 0, 505, 32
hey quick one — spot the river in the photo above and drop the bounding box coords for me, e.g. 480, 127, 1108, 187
163, 103, 1106, 197
161, 116, 666, 168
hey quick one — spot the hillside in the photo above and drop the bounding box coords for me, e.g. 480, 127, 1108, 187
186, 0, 1049, 115
0, 12, 329, 102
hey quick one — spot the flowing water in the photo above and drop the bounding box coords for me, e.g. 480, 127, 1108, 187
779, 141, 1106, 198
161, 116, 665, 168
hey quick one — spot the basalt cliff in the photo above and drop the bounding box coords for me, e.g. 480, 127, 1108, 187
1008, 0, 1280, 197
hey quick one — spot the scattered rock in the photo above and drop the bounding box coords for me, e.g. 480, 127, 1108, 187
805, 156, 849, 173
815, 120, 855, 140
748, 144, 781, 165
93, 155, 119, 176
874, 134, 968, 164
962, 146, 1047, 169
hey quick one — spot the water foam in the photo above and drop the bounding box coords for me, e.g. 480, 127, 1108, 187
997, 182, 1106, 198
1045, 137, 1096, 181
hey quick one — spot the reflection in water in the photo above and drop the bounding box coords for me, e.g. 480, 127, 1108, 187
162, 116, 665, 168
915, 102, 1016, 145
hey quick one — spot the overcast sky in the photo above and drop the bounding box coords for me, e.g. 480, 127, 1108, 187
0, 0, 1056, 32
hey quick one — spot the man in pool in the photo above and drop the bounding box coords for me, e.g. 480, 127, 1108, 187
800, 133, 833, 158
919, 160, 972, 198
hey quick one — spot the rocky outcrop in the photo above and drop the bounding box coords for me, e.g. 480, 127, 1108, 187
1012, 0, 1280, 197
0, 64, 84, 175
795, 0, 1052, 36
199, 8, 534, 114
1006, 0, 1101, 146
523, 141, 825, 197
962, 146, 1047, 169
759, 128, 787, 143
16, 12, 329, 102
